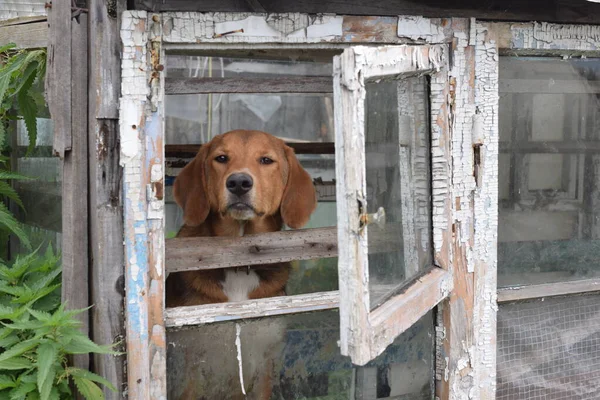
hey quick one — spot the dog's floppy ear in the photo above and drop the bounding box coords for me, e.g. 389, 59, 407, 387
173, 145, 210, 226
280, 145, 317, 229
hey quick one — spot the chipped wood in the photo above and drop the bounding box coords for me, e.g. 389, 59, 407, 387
166, 291, 339, 327
334, 44, 451, 366
120, 11, 166, 399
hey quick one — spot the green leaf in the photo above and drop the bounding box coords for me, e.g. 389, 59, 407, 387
16, 91, 37, 154
28, 309, 52, 323
0, 43, 17, 54
0, 338, 39, 362
0, 202, 30, 250
36, 343, 57, 399
0, 357, 32, 370
0, 332, 20, 348
0, 73, 10, 109
72, 376, 104, 400
0, 374, 16, 390
67, 368, 116, 392
9, 381, 35, 399
63, 334, 116, 355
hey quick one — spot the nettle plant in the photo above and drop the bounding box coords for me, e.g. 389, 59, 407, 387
0, 248, 117, 399
0, 44, 118, 399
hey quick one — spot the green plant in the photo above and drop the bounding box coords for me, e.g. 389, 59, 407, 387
0, 43, 46, 250
0, 247, 118, 399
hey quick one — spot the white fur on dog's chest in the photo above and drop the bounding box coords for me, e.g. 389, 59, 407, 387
221, 269, 260, 302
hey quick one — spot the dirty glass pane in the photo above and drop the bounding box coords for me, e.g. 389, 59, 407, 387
167, 310, 434, 399
164, 52, 339, 295
497, 294, 600, 399
365, 76, 432, 309
498, 57, 600, 287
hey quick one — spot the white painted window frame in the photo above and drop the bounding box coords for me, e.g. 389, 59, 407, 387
120, 11, 494, 399
477, 21, 600, 303
334, 44, 453, 365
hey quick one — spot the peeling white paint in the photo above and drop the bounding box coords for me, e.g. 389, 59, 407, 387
235, 323, 246, 395
397, 16, 445, 42
511, 22, 600, 51
162, 12, 343, 43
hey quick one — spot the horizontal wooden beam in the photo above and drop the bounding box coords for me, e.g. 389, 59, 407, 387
165, 290, 339, 327
166, 224, 402, 273
165, 76, 333, 94
0, 19, 48, 49
497, 278, 600, 303
133, 1, 600, 24
165, 142, 335, 158
500, 140, 600, 154
368, 268, 452, 362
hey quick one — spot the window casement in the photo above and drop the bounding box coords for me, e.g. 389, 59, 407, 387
333, 45, 452, 364
120, 12, 487, 399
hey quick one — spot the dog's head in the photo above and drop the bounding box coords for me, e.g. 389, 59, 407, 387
174, 130, 317, 229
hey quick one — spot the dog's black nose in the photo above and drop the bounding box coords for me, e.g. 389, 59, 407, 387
226, 173, 253, 196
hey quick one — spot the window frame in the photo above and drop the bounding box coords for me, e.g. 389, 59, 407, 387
120, 11, 494, 399
334, 44, 453, 365
481, 21, 600, 302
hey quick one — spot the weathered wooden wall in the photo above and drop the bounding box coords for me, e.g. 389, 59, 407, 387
88, 0, 128, 398
132, 0, 600, 24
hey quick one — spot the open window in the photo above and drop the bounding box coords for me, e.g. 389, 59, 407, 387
334, 45, 452, 365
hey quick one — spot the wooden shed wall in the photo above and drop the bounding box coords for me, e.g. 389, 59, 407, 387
132, 0, 600, 25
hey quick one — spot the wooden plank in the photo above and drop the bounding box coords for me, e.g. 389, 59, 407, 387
88, 2, 127, 397
0, 20, 47, 49
500, 140, 600, 154
165, 142, 334, 157
121, 11, 167, 400
61, 12, 89, 392
435, 18, 481, 400
165, 291, 339, 327
498, 278, 600, 303
165, 224, 402, 273
46, 0, 71, 157
133, 0, 600, 24
165, 76, 333, 94
370, 268, 452, 358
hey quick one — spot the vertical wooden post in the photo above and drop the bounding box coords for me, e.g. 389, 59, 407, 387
47, 0, 90, 379
435, 18, 497, 400
120, 11, 167, 399
88, 0, 127, 397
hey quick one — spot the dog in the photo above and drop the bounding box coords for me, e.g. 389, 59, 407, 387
166, 129, 317, 307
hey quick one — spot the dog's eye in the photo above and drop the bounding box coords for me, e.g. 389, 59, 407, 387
259, 157, 274, 165
215, 155, 228, 163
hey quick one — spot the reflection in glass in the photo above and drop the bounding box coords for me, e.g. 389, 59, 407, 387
498, 57, 600, 287
364, 76, 432, 309
167, 310, 434, 399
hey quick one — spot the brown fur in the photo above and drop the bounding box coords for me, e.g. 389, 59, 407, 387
166, 130, 317, 307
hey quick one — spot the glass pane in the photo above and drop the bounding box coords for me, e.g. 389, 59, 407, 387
8, 79, 61, 257
365, 76, 432, 309
165, 53, 339, 296
498, 57, 600, 287
497, 294, 600, 399
167, 310, 434, 399
166, 93, 334, 144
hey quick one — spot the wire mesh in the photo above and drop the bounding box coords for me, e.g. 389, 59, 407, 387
497, 293, 600, 400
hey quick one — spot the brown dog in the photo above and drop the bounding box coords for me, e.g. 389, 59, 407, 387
166, 130, 317, 307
